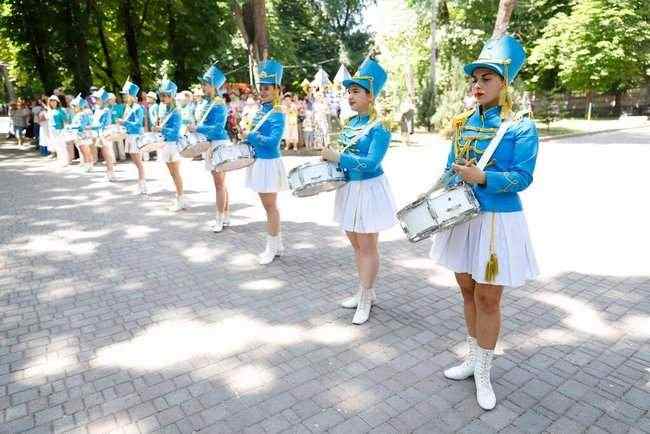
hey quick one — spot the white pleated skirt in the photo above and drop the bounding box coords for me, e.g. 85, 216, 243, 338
124, 134, 141, 154
429, 211, 539, 287
245, 158, 289, 193
159, 141, 181, 163
334, 175, 398, 233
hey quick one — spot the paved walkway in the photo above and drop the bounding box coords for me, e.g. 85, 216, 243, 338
1, 128, 649, 434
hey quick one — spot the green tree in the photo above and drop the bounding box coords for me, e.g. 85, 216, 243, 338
528, 0, 650, 101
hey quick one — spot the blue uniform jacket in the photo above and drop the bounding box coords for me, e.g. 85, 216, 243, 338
337, 115, 391, 182
90, 108, 111, 134
160, 107, 182, 142
246, 102, 285, 159
196, 99, 229, 141
67, 111, 91, 134
48, 108, 66, 131
445, 105, 539, 212
123, 104, 144, 135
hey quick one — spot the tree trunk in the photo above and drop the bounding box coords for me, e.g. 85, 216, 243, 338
230, 0, 268, 63
492, 0, 517, 38
0, 64, 16, 101
61, 0, 92, 93
120, 0, 143, 86
429, 0, 437, 100
166, 0, 186, 88
91, 0, 119, 92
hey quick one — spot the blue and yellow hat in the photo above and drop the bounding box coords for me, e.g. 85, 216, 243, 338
463, 35, 526, 84
159, 79, 178, 97
200, 65, 226, 89
71, 93, 88, 109
342, 58, 388, 98
258, 59, 283, 86
121, 79, 140, 97
92, 87, 109, 103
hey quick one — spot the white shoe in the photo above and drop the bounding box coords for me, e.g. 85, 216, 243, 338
444, 337, 478, 380
138, 181, 147, 195
352, 287, 373, 325
85, 164, 94, 173
258, 235, 281, 265
474, 346, 497, 410
222, 212, 231, 228
169, 197, 186, 212
210, 214, 224, 233
106, 172, 116, 182
341, 287, 376, 309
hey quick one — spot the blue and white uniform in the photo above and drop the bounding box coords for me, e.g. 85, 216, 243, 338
120, 80, 144, 153
333, 114, 397, 233
244, 102, 289, 192
429, 35, 539, 288
244, 59, 289, 193
196, 97, 230, 171
334, 57, 397, 233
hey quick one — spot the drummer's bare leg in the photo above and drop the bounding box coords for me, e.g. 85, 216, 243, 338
166, 162, 184, 197
211, 171, 228, 214
129, 153, 147, 194
258, 192, 282, 264
346, 231, 378, 324
101, 140, 115, 179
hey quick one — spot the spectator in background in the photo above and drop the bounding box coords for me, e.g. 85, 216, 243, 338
31, 99, 45, 147
7, 101, 16, 139
302, 107, 315, 149
12, 99, 31, 147
37, 97, 50, 155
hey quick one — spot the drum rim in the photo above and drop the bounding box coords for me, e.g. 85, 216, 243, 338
291, 179, 346, 197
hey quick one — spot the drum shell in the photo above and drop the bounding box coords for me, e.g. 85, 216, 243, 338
136, 132, 166, 152
397, 184, 481, 242
102, 125, 127, 142
288, 161, 346, 198
210, 143, 255, 172
178, 133, 210, 158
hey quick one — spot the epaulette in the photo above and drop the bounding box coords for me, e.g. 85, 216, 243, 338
451, 109, 475, 130
213, 96, 224, 105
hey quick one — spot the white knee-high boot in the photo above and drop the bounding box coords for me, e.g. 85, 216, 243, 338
444, 336, 477, 380
474, 345, 496, 410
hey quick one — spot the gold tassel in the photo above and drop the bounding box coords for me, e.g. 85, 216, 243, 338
484, 213, 499, 282
499, 86, 513, 120
272, 87, 282, 110
368, 100, 377, 121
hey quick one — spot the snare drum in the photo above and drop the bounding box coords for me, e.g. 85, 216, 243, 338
136, 132, 166, 153
178, 133, 210, 158
76, 130, 95, 147
210, 143, 255, 172
102, 125, 127, 142
288, 161, 346, 197
396, 184, 481, 242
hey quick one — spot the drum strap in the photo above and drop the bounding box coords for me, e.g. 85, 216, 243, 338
475, 117, 512, 171
250, 109, 276, 134
198, 102, 215, 126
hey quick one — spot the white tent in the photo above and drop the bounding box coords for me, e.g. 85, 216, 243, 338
312, 67, 331, 87
333, 64, 352, 84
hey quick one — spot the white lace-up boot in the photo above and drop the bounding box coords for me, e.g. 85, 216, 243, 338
210, 213, 225, 232
341, 287, 376, 309
222, 210, 231, 228
138, 181, 147, 195
444, 336, 478, 380
259, 235, 281, 265
474, 346, 497, 410
169, 196, 186, 212
352, 286, 373, 325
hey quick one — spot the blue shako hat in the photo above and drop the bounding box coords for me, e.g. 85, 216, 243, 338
258, 59, 283, 86
121, 79, 140, 97
342, 57, 388, 98
71, 93, 88, 108
159, 79, 178, 97
200, 64, 226, 89
92, 88, 109, 103
463, 35, 526, 84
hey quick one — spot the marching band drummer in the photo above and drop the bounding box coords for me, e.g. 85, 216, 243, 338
321, 56, 398, 325
117, 79, 148, 194
429, 35, 539, 411
66, 94, 93, 172
243, 59, 289, 265
189, 64, 231, 233
89, 88, 116, 180
153, 79, 186, 211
